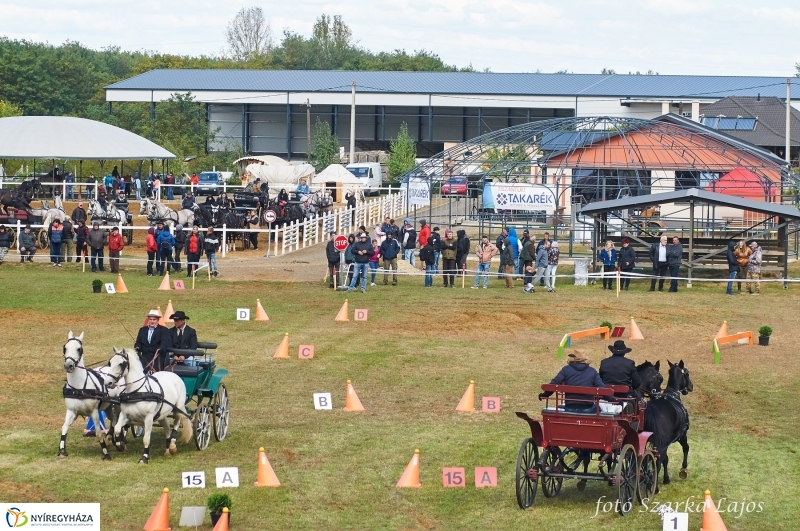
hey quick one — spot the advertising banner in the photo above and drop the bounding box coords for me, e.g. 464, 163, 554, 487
482, 183, 556, 211
407, 178, 431, 207
2, 503, 100, 530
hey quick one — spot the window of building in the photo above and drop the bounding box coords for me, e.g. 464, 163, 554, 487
699, 116, 756, 131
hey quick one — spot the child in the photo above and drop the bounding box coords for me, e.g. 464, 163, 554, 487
369, 239, 381, 286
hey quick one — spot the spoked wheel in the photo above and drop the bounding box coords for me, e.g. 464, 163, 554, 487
559, 448, 585, 474
515, 437, 539, 510
637, 450, 658, 505
193, 406, 211, 450
615, 444, 638, 515
212, 384, 230, 441
37, 229, 49, 249
541, 446, 563, 498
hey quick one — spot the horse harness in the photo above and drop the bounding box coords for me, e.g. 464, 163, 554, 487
110, 352, 189, 421
62, 337, 108, 400
649, 385, 691, 446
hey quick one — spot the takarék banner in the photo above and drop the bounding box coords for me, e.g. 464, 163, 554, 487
482, 183, 556, 211
3, 503, 100, 530
407, 178, 431, 207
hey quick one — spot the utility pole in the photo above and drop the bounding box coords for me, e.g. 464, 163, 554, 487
786, 77, 792, 165
350, 81, 356, 165
306, 99, 312, 161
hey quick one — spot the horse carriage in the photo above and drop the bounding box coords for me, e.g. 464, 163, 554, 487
0, 207, 53, 249
88, 199, 134, 244
59, 333, 230, 463
514, 384, 658, 515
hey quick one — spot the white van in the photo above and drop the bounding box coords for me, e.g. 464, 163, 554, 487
346, 163, 383, 195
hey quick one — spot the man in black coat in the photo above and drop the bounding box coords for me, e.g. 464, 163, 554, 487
325, 231, 340, 288
169, 310, 198, 365
667, 236, 683, 292
617, 238, 636, 291
599, 340, 642, 396
134, 309, 172, 372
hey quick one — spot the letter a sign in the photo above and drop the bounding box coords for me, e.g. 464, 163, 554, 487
215, 467, 240, 488
474, 467, 497, 488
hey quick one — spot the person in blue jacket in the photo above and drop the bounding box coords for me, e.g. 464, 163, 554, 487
599, 240, 617, 290
539, 351, 605, 413
156, 228, 176, 276
508, 226, 520, 279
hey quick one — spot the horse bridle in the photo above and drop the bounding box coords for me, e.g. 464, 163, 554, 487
63, 337, 84, 366
105, 350, 130, 388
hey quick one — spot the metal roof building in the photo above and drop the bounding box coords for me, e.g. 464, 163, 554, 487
105, 70, 800, 159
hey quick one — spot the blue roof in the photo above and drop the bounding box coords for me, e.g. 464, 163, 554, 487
106, 70, 799, 99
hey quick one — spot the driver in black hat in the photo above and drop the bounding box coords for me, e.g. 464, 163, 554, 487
600, 340, 642, 409
169, 310, 198, 365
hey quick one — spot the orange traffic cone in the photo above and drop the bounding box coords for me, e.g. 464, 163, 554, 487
700, 490, 728, 531
344, 380, 365, 411
456, 381, 475, 412
254, 447, 281, 487
715, 321, 728, 339
157, 306, 165, 327
335, 299, 350, 321
629, 316, 644, 340
211, 507, 229, 531
255, 299, 269, 321
396, 449, 421, 488
273, 333, 290, 358
116, 274, 128, 293
164, 300, 175, 324
158, 271, 171, 291
143, 487, 171, 531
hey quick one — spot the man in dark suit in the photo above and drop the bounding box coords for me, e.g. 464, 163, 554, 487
134, 309, 172, 372
169, 310, 198, 365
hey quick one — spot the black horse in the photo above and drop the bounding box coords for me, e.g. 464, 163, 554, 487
0, 179, 40, 214
636, 360, 664, 397
643, 360, 693, 491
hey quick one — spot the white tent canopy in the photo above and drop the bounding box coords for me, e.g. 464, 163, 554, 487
312, 164, 362, 185
0, 116, 175, 160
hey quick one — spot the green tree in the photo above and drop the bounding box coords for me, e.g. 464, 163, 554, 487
0, 100, 22, 117
154, 93, 215, 160
309, 118, 341, 172
387, 122, 417, 182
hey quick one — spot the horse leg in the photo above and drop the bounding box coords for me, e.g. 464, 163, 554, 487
161, 417, 176, 457
90, 410, 111, 461
139, 414, 155, 464
678, 433, 689, 479
58, 408, 78, 457
113, 411, 128, 452
661, 449, 671, 485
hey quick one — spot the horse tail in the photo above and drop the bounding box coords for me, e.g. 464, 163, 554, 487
178, 411, 193, 444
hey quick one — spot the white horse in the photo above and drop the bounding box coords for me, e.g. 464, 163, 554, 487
87, 199, 125, 225
59, 331, 119, 460
139, 198, 194, 228
103, 347, 192, 464
300, 190, 333, 218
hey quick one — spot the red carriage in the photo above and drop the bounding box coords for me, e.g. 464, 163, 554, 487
514, 384, 657, 515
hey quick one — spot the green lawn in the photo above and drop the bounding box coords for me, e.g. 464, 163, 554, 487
0, 264, 797, 530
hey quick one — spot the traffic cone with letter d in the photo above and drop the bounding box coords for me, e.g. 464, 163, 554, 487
700, 489, 728, 531
143, 487, 171, 531
396, 449, 421, 488
255, 299, 269, 321
254, 447, 281, 487
335, 299, 349, 321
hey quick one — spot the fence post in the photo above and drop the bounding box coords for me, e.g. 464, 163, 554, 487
16, 219, 21, 252
222, 223, 227, 257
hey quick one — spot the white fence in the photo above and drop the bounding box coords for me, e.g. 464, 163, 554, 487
7, 190, 408, 260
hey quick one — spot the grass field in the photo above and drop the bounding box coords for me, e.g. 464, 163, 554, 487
0, 262, 798, 530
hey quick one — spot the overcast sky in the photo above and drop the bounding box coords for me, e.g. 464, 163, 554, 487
3, 0, 799, 76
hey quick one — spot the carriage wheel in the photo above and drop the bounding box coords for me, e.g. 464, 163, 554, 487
615, 444, 638, 515
637, 450, 658, 505
541, 446, 563, 498
37, 229, 49, 249
193, 405, 211, 450
515, 437, 539, 510
212, 384, 230, 441
559, 448, 585, 474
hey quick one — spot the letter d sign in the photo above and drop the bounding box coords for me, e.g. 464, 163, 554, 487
237, 308, 250, 321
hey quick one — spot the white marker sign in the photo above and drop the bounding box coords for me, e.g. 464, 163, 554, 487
105, 283, 116, 294
182, 471, 206, 488
662, 512, 688, 531
215, 466, 240, 488
313, 392, 333, 410
237, 308, 250, 321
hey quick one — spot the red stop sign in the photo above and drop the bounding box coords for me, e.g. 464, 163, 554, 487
333, 235, 348, 251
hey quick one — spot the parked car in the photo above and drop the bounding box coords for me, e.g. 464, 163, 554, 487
195, 171, 224, 196
441, 176, 468, 196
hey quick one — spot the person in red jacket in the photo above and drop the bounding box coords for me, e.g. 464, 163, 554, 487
145, 226, 158, 276
418, 219, 430, 248
185, 225, 204, 278
108, 226, 125, 273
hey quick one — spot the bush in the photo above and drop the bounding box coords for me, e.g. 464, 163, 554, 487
758, 325, 773, 337
92, 279, 103, 288
600, 321, 613, 330
207, 493, 233, 513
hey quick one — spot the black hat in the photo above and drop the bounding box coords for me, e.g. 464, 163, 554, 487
170, 311, 189, 320
608, 340, 632, 356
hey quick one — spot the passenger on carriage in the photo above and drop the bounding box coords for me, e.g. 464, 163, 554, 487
114, 190, 128, 211
169, 311, 198, 365
181, 191, 196, 211
599, 340, 642, 398
134, 309, 172, 372
204, 195, 217, 207
218, 193, 234, 210
538, 351, 605, 413
277, 189, 290, 203
296, 179, 310, 197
